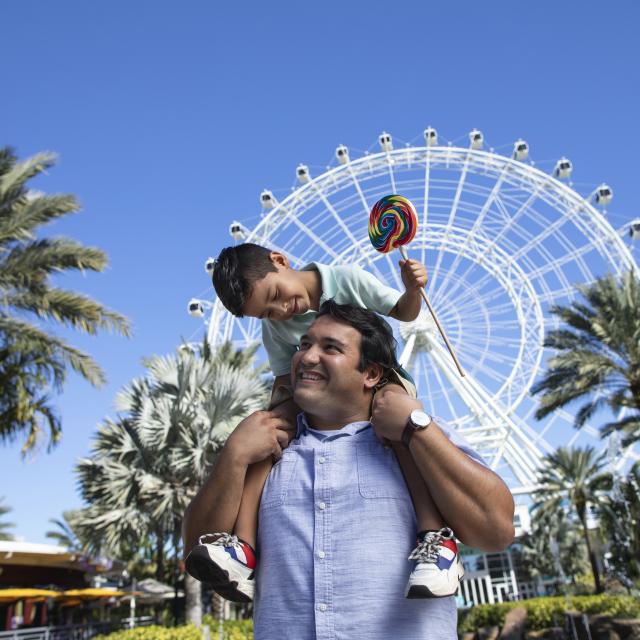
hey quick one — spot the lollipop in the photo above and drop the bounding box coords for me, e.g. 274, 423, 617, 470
368, 195, 418, 253
368, 194, 465, 377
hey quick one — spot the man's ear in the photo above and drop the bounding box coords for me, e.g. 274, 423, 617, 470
363, 363, 384, 390
269, 251, 289, 270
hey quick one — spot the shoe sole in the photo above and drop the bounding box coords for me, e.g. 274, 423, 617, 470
405, 584, 457, 599
185, 546, 254, 603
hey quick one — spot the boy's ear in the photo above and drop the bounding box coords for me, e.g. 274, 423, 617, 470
269, 251, 290, 270
363, 363, 384, 390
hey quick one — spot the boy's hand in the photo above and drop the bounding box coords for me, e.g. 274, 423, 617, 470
371, 391, 423, 443
399, 258, 427, 292
226, 410, 294, 466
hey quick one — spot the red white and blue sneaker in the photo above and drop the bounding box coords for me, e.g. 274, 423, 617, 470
405, 527, 464, 598
185, 533, 256, 603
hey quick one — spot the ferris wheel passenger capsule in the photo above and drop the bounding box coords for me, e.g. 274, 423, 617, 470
229, 221, 248, 240
336, 145, 349, 164
629, 219, 640, 240
469, 129, 483, 149
594, 183, 613, 207
379, 132, 393, 152
513, 139, 529, 160
424, 127, 438, 147
204, 257, 216, 275
296, 164, 310, 183
260, 190, 276, 209
188, 299, 205, 318
554, 157, 573, 179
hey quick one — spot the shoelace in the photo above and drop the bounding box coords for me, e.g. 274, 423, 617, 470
408, 528, 454, 563
198, 532, 238, 547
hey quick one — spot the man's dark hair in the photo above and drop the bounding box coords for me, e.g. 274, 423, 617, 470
316, 299, 400, 373
212, 243, 278, 317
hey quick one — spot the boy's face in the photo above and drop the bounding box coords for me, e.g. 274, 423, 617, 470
242, 253, 312, 321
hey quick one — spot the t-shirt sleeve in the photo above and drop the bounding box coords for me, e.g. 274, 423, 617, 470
434, 417, 489, 468
262, 320, 297, 377
345, 265, 402, 315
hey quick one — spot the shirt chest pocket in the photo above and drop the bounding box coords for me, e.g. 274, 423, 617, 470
260, 454, 298, 509
356, 442, 409, 500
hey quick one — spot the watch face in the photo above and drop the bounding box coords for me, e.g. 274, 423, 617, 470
410, 410, 431, 429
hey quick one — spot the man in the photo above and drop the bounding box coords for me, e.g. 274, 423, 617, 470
183, 301, 515, 639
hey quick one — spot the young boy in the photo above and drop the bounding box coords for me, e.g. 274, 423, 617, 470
185, 243, 464, 601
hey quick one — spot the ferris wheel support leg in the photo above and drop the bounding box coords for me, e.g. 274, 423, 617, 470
426, 336, 542, 486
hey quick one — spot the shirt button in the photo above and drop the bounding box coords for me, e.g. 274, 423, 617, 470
318, 456, 326, 464
318, 501, 326, 510
318, 550, 326, 559
318, 603, 327, 612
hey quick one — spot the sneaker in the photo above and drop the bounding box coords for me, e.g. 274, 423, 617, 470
405, 527, 464, 598
185, 533, 256, 603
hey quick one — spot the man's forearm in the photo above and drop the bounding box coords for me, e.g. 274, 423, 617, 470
182, 446, 248, 556
409, 423, 515, 551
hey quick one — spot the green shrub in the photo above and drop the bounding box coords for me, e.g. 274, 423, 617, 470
94, 624, 202, 640
458, 595, 640, 633
202, 616, 253, 639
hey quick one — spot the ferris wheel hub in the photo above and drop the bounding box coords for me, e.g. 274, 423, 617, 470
398, 310, 439, 349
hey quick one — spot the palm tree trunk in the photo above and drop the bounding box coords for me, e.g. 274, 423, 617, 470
579, 513, 603, 593
155, 529, 165, 582
184, 573, 202, 626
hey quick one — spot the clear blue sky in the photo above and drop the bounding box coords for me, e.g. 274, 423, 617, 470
1, 0, 639, 543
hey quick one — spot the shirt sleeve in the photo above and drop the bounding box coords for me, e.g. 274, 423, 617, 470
434, 417, 489, 468
261, 320, 297, 377
345, 265, 403, 315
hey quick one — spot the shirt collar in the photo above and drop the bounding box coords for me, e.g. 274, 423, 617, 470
295, 413, 371, 441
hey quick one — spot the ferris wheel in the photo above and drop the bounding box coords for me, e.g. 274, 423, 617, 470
189, 128, 640, 495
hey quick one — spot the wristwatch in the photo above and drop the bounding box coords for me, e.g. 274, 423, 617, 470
401, 410, 432, 447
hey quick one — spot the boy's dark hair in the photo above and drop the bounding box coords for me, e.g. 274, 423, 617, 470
316, 299, 400, 373
212, 243, 278, 317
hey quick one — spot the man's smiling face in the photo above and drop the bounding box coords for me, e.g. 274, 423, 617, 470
291, 314, 377, 425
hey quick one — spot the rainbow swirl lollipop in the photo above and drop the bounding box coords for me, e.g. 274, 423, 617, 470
368, 194, 418, 253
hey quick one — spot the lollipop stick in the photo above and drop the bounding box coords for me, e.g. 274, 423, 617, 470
399, 246, 465, 377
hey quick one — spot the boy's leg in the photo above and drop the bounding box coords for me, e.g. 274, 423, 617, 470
391, 443, 444, 531
184, 460, 272, 603
233, 458, 273, 548
392, 443, 464, 598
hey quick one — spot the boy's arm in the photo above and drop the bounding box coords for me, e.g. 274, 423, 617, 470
388, 258, 428, 322
270, 373, 301, 426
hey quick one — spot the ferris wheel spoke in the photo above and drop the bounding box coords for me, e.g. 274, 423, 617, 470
430, 150, 473, 290
385, 152, 398, 193
436, 182, 547, 306
309, 186, 361, 250
420, 149, 432, 267
430, 358, 462, 422
432, 164, 511, 302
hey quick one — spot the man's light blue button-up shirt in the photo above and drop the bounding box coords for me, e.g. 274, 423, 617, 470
254, 415, 485, 640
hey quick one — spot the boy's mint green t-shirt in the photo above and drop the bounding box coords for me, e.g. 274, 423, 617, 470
262, 262, 402, 376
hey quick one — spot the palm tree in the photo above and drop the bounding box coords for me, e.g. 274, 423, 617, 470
531, 271, 640, 446
74, 340, 268, 625
532, 446, 612, 593
517, 509, 588, 590
599, 462, 640, 585
0, 498, 15, 541
46, 510, 88, 552
0, 146, 130, 452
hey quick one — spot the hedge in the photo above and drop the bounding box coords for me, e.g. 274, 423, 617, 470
94, 620, 253, 640
458, 594, 640, 633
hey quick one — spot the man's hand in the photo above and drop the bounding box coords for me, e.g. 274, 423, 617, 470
399, 258, 428, 292
371, 390, 423, 443
225, 410, 294, 466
